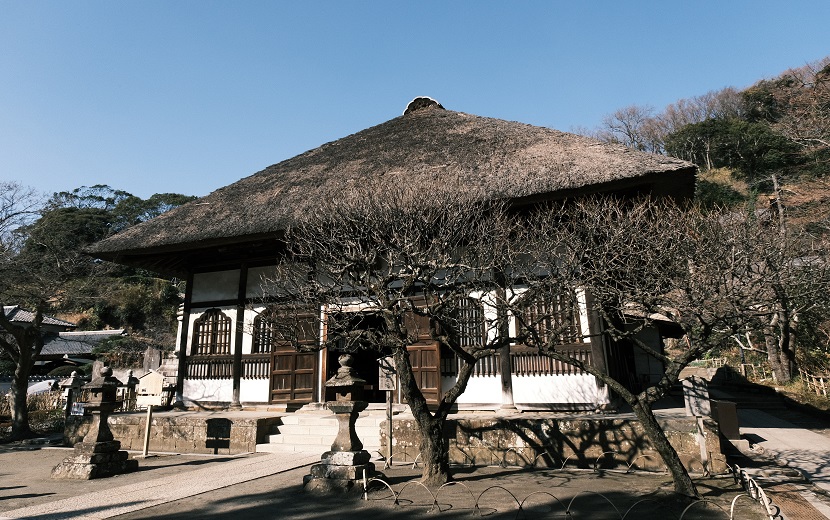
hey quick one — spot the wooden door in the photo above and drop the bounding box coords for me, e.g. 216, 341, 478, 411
270, 347, 317, 403
407, 342, 441, 405
403, 300, 441, 405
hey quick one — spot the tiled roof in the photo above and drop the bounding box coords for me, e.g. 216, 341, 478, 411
3, 305, 76, 328
40, 330, 125, 356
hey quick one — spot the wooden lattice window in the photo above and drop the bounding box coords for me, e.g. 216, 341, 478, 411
519, 291, 582, 346
440, 297, 486, 377
192, 309, 232, 355
252, 308, 278, 354
253, 306, 318, 353
453, 297, 486, 349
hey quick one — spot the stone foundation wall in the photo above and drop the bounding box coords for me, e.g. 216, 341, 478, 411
382, 415, 727, 474
64, 414, 281, 455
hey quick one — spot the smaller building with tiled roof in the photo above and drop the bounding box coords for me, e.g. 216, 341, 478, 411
40, 330, 126, 358
3, 305, 77, 333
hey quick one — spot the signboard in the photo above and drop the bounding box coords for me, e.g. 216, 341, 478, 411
70, 402, 86, 416
378, 356, 396, 391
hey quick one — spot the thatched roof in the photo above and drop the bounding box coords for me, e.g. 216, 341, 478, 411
90, 101, 695, 274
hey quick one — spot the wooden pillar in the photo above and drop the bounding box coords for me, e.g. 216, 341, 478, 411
496, 273, 516, 412
230, 264, 248, 410
583, 290, 608, 376
498, 346, 516, 411
174, 272, 194, 407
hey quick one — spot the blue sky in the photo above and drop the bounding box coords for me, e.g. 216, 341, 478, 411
2, 1, 828, 200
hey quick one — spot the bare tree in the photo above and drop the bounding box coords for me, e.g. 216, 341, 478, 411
596, 105, 663, 153
0, 182, 46, 439
263, 182, 514, 485
499, 198, 829, 497
767, 58, 830, 152
0, 182, 41, 252
0, 183, 110, 439
747, 210, 830, 383
265, 186, 829, 496
590, 89, 745, 157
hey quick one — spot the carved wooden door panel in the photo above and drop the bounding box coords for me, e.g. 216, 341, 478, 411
270, 347, 317, 403
407, 342, 440, 405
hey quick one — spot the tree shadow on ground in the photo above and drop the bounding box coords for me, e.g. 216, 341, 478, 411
131, 456, 238, 473
111, 465, 764, 520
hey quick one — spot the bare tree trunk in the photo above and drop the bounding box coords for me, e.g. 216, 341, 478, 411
417, 417, 450, 487
764, 312, 787, 383
392, 346, 451, 485
765, 312, 798, 383
630, 399, 699, 498
771, 173, 786, 234
10, 353, 33, 440
765, 330, 784, 383
777, 312, 796, 382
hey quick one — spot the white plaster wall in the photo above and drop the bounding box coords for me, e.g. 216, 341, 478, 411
192, 270, 240, 302
447, 375, 502, 404
513, 374, 608, 405
240, 379, 270, 403
183, 379, 233, 404
239, 306, 265, 355
446, 373, 608, 408
175, 314, 184, 353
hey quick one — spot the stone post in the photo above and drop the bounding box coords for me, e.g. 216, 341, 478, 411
59, 371, 84, 418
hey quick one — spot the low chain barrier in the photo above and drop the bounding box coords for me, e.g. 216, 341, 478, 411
362, 471, 767, 519
358, 456, 784, 519
729, 464, 783, 520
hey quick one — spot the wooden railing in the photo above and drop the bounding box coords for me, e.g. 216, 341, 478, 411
800, 368, 829, 397
463, 347, 593, 377
186, 355, 233, 380
243, 353, 270, 379
512, 349, 592, 376
185, 354, 271, 380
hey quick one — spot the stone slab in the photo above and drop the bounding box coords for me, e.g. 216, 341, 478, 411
320, 450, 371, 466
302, 474, 364, 494
74, 440, 122, 454
51, 458, 138, 480
309, 462, 375, 480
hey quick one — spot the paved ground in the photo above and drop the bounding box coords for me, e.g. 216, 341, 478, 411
736, 408, 830, 520
1, 405, 829, 519
1, 445, 764, 520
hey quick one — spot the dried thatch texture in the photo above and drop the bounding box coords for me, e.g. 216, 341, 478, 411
90, 105, 694, 260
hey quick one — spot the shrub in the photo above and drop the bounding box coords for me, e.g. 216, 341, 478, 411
47, 365, 84, 377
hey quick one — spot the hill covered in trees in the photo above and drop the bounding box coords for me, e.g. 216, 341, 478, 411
0, 184, 196, 375
587, 56, 829, 215
586, 56, 830, 375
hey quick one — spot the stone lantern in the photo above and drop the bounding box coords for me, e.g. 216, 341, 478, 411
52, 364, 138, 479
304, 354, 378, 493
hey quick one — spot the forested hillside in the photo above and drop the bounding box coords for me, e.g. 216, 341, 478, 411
0, 185, 196, 375
589, 57, 829, 206
587, 56, 830, 376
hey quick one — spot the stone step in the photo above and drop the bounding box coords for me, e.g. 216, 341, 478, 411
272, 423, 381, 435
277, 415, 338, 427
267, 433, 332, 445
255, 443, 322, 454
278, 414, 387, 425
256, 412, 385, 455
268, 430, 381, 444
